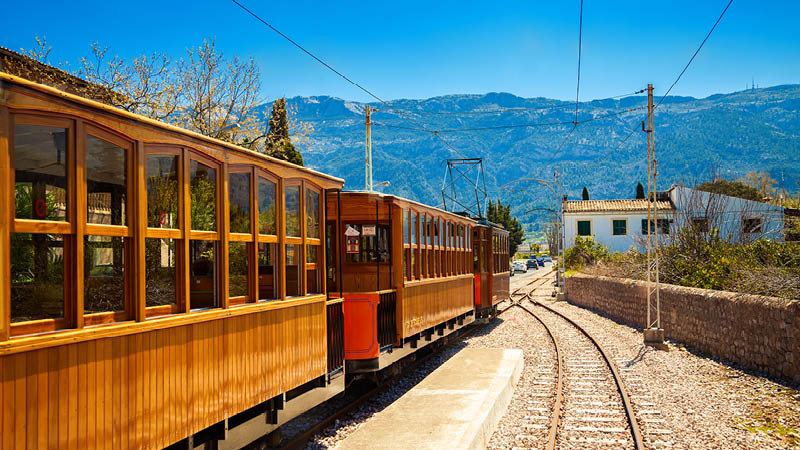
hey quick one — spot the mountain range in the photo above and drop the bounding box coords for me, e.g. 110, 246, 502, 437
277, 84, 800, 231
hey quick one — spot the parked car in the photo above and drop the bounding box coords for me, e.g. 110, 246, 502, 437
542, 255, 552, 263
512, 261, 527, 273
536, 257, 545, 267
526, 259, 539, 270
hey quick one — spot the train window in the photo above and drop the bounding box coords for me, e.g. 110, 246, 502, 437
285, 185, 301, 237
190, 160, 217, 232
306, 245, 321, 294
189, 240, 218, 309
258, 177, 277, 235
285, 244, 303, 297
10, 233, 66, 323
84, 235, 126, 315
146, 154, 179, 228
403, 210, 409, 244
344, 224, 390, 263
229, 172, 251, 234
257, 243, 279, 301
228, 242, 249, 300
86, 134, 127, 226
306, 189, 320, 239
411, 212, 417, 244
13, 123, 69, 222
145, 237, 177, 309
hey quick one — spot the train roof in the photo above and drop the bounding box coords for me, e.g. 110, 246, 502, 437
0, 71, 345, 185
340, 190, 477, 224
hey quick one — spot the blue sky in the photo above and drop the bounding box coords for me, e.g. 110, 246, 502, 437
4, 0, 799, 103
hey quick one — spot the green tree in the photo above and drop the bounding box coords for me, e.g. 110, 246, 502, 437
697, 179, 761, 201
741, 171, 777, 198
266, 98, 305, 166
582, 186, 589, 200
486, 200, 525, 255
636, 182, 645, 199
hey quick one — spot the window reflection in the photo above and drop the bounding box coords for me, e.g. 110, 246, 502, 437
14, 124, 68, 221
190, 160, 217, 231
258, 177, 277, 235
145, 238, 177, 308
229, 172, 251, 234
146, 155, 179, 228
189, 240, 217, 309
229, 242, 249, 298
258, 243, 279, 301
84, 235, 125, 314
306, 189, 320, 238
86, 135, 126, 226
307, 245, 321, 294
285, 185, 301, 237
344, 224, 390, 263
10, 233, 65, 322
285, 244, 302, 297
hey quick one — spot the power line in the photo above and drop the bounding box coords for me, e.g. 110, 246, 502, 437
372, 105, 646, 133
229, 0, 467, 157
655, 0, 734, 108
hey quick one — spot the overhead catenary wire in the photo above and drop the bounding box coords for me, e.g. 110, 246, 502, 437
229, 0, 468, 157
608, 0, 734, 152
574, 0, 584, 125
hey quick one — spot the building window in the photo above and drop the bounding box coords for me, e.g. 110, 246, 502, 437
577, 220, 591, 236
742, 217, 763, 234
691, 217, 709, 232
14, 124, 69, 222
612, 219, 627, 236
641, 219, 670, 235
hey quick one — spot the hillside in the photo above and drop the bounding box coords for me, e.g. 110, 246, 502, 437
282, 85, 800, 231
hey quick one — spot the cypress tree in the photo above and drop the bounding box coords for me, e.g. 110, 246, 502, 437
582, 186, 589, 200
636, 182, 645, 199
267, 98, 304, 166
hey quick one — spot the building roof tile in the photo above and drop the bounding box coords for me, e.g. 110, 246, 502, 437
563, 199, 674, 213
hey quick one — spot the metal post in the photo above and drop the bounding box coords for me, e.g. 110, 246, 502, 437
644, 83, 664, 346
365, 106, 372, 191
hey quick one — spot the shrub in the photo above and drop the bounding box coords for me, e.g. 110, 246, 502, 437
564, 236, 610, 270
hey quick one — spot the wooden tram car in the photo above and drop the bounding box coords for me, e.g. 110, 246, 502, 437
473, 219, 511, 321
0, 70, 510, 449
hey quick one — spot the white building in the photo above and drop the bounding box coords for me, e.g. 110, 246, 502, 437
563, 199, 675, 253
563, 186, 785, 253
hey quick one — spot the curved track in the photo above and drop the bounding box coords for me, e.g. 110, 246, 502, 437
506, 279, 643, 450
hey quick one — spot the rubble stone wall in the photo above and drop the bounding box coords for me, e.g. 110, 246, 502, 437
565, 273, 800, 383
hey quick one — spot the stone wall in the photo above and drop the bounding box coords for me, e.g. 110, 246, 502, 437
566, 274, 800, 383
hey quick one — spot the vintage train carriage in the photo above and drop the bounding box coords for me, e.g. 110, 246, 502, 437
473, 220, 510, 320
326, 192, 477, 373
0, 72, 346, 449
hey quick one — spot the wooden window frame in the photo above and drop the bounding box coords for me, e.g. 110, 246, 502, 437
227, 165, 255, 306
9, 114, 76, 336
143, 146, 185, 319
305, 183, 324, 296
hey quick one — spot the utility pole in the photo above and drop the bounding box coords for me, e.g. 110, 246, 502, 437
644, 83, 664, 347
365, 105, 373, 191
555, 169, 566, 300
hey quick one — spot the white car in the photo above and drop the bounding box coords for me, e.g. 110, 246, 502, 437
511, 261, 527, 273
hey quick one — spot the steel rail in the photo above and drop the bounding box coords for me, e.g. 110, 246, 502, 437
498, 270, 555, 315
530, 299, 645, 450
514, 298, 563, 450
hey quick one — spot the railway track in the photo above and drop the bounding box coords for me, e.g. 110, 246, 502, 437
504, 278, 644, 450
